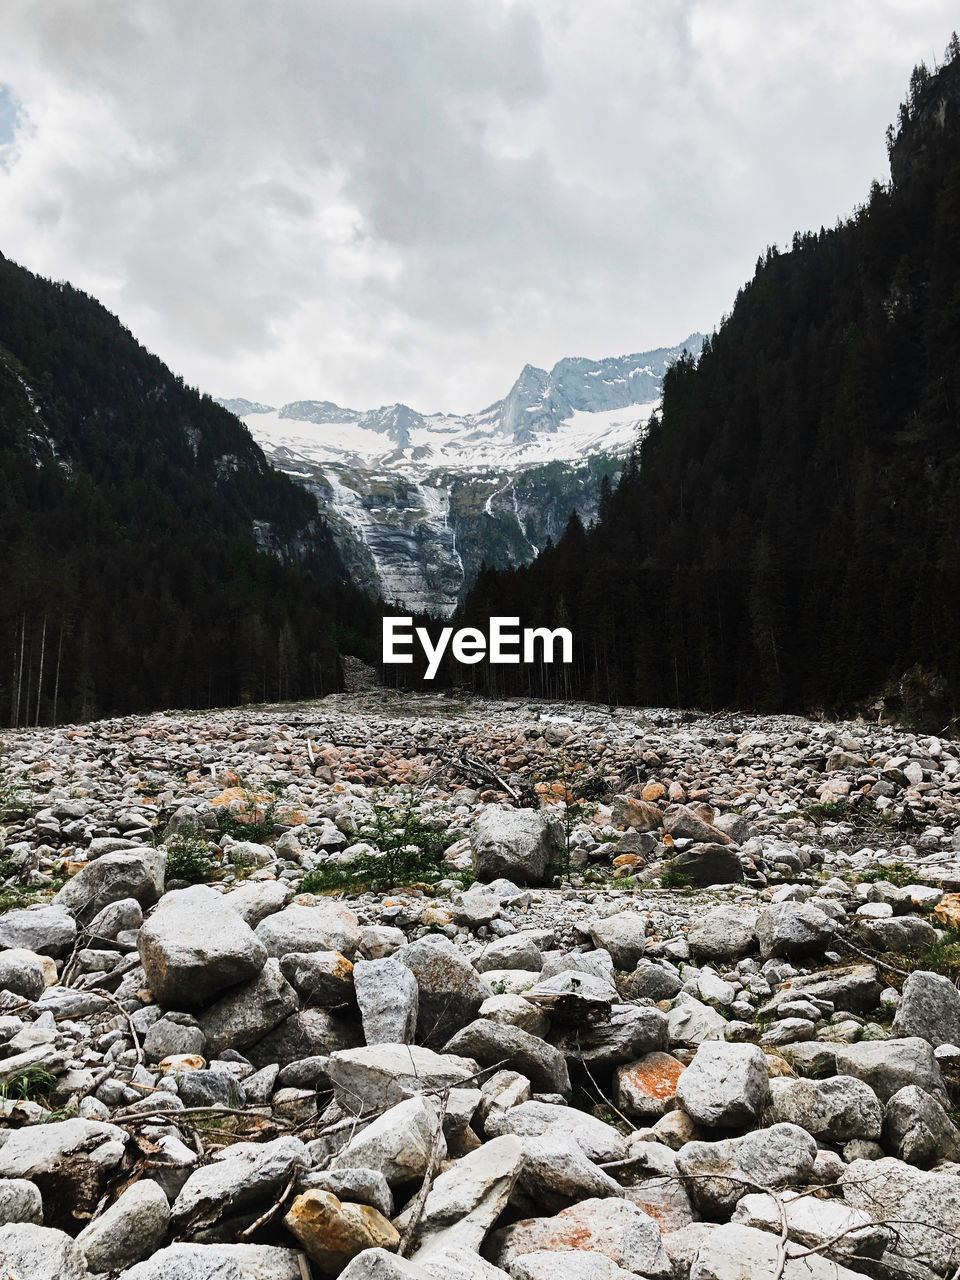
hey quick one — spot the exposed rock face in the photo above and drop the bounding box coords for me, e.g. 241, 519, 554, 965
230, 337, 704, 613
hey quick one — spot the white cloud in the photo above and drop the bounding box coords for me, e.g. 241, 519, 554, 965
0, 0, 956, 412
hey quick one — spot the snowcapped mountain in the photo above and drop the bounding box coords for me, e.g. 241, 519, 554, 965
224, 335, 703, 615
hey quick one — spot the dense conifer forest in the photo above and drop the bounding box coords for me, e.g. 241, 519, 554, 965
0, 256, 379, 726
447, 47, 960, 723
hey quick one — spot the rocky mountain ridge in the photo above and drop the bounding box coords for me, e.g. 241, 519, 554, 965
223, 337, 703, 614
0, 694, 959, 1276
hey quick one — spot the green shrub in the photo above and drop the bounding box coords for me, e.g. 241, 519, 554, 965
0, 1065, 57, 1102
300, 788, 454, 893
164, 835, 215, 884
659, 867, 693, 890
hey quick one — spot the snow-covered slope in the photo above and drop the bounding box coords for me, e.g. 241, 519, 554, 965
225, 335, 703, 615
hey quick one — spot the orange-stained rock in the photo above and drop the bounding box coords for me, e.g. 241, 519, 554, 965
614, 1051, 685, 1120
613, 853, 642, 869
641, 782, 667, 803
935, 893, 960, 931
611, 796, 662, 832
283, 1189, 399, 1271
763, 1052, 795, 1078
158, 1053, 206, 1075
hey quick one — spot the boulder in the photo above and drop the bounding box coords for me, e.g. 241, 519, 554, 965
246, 1008, 362, 1071
687, 908, 758, 960
332, 1095, 444, 1187
255, 900, 360, 959
689, 1222, 867, 1280
354, 956, 419, 1045
0, 904, 76, 957
223, 880, 293, 927
675, 1042, 770, 1129
138, 885, 267, 1008
587, 912, 650, 970
76, 1178, 170, 1273
172, 1136, 310, 1225
833, 1037, 949, 1104
671, 845, 745, 887
280, 950, 355, 1006
325, 1044, 479, 1113
615, 1052, 686, 1120
197, 958, 298, 1056
284, 1190, 399, 1273
484, 1100, 628, 1163
487, 1198, 670, 1279
767, 1075, 882, 1143
400, 1135, 525, 1257
470, 808, 563, 885
892, 969, 960, 1047
0, 948, 47, 1000
842, 1157, 960, 1277
756, 903, 836, 960
0, 1223, 89, 1280
883, 1084, 960, 1166
550, 1004, 668, 1067
611, 795, 663, 831
54, 848, 165, 923
677, 1124, 817, 1216
399, 938, 487, 1046
444, 1019, 571, 1098
0, 1179, 43, 1225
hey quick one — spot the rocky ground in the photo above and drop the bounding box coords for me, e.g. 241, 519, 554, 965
0, 690, 959, 1279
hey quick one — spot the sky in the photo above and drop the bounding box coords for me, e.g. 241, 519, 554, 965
0, 2, 956, 415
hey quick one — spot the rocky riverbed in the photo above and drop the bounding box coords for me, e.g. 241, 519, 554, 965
0, 691, 959, 1279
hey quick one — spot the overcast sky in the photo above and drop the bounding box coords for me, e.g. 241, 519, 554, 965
0, 2, 956, 414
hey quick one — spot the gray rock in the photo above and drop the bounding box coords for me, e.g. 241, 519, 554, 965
677, 1123, 818, 1216
255, 901, 360, 960
223, 880, 294, 927
892, 969, 960, 1047
171, 1135, 310, 1225
332, 1095, 444, 1187
54, 848, 165, 923
514, 1128, 623, 1213
87, 897, 144, 943
510, 1252, 634, 1280
246, 1008, 361, 1070
0, 1223, 88, 1280
550, 1004, 667, 1067
444, 1019, 571, 1098
487, 1197, 670, 1279
470, 807, 563, 885
399, 1135, 525, 1258
619, 961, 683, 1001
197, 958, 298, 1056
0, 1117, 127, 1181
731, 1190, 886, 1261
340, 1247, 508, 1278
325, 1044, 479, 1113
0, 904, 76, 957
484, 1099, 628, 1162
354, 956, 418, 1045
0, 948, 46, 1000
851, 915, 936, 954
687, 908, 758, 960
399, 937, 487, 1047
666, 993, 728, 1045
473, 934, 542, 973
767, 1075, 882, 1142
671, 845, 745, 887
760, 964, 881, 1017
479, 993, 549, 1037
138, 885, 267, 1008
76, 1177, 170, 1272
587, 912, 651, 970
452, 885, 503, 928
756, 902, 835, 960
175, 1069, 244, 1109
689, 1222, 867, 1280
0, 1179, 43, 1225
118, 1242, 245, 1279
833, 1037, 949, 1104
143, 1014, 207, 1062
675, 1041, 770, 1129
280, 950, 356, 1007
884, 1084, 960, 1167
842, 1157, 960, 1277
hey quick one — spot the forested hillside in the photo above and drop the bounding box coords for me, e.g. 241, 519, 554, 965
0, 255, 378, 726
456, 46, 960, 723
